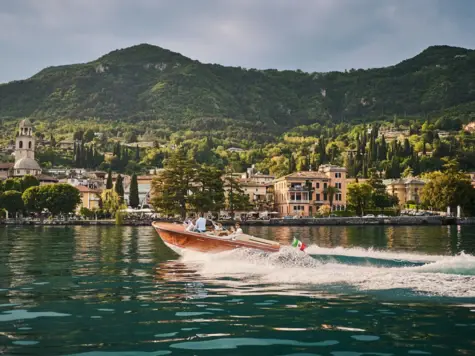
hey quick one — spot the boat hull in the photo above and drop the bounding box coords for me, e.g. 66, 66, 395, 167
152, 222, 280, 254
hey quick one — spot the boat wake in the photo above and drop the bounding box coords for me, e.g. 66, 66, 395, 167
175, 245, 475, 299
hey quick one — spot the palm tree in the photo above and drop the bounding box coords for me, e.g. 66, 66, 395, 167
324, 185, 340, 211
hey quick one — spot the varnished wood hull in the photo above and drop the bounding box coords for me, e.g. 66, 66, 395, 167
152, 222, 280, 254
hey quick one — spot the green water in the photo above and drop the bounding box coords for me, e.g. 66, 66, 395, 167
1, 225, 475, 355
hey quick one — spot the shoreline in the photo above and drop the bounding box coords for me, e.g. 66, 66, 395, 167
1, 216, 474, 226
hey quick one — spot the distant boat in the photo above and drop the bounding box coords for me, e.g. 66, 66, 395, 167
152, 222, 280, 254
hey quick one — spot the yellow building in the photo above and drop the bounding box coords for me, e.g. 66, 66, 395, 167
384, 178, 425, 206
76, 185, 101, 211
273, 165, 347, 217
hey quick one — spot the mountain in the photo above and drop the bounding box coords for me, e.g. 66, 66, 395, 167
1, 44, 475, 133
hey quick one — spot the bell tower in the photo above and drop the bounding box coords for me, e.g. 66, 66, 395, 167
15, 119, 36, 160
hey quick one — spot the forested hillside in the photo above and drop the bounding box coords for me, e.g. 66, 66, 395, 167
1, 44, 475, 135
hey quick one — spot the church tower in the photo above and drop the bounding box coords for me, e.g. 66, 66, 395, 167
14, 119, 41, 177
15, 119, 36, 160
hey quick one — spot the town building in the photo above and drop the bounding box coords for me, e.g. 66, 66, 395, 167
75, 185, 101, 212
0, 163, 13, 179
273, 165, 347, 217
13, 119, 42, 177
384, 178, 426, 206
124, 175, 154, 207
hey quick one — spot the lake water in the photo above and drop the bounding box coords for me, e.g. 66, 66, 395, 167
1, 225, 475, 355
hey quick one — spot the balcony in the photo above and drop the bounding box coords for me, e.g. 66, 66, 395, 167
288, 186, 311, 192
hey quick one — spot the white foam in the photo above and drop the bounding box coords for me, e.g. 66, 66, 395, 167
177, 245, 475, 298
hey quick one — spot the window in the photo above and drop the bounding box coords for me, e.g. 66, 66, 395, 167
28, 141, 32, 149
324, 193, 328, 200
324, 183, 328, 189
26, 170, 30, 174
316, 193, 321, 201
19, 141, 23, 149
335, 193, 342, 201
316, 182, 320, 189
335, 173, 342, 178
335, 182, 342, 189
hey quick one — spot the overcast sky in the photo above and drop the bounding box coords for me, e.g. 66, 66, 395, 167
1, 0, 475, 83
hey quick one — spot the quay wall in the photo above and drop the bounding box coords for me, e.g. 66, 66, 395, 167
1, 216, 473, 226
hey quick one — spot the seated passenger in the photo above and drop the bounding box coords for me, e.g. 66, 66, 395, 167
195, 214, 207, 233
185, 219, 196, 232
234, 223, 243, 235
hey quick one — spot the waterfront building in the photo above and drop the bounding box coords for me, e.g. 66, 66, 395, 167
273, 164, 347, 217
384, 178, 426, 206
13, 119, 42, 177
76, 185, 101, 212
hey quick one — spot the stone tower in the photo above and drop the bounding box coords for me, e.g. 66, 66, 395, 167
14, 119, 41, 176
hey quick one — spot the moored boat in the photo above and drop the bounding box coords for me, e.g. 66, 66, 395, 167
152, 222, 280, 254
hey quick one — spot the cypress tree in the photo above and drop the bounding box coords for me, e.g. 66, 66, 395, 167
129, 173, 140, 208
115, 174, 125, 202
135, 145, 140, 161
106, 169, 113, 189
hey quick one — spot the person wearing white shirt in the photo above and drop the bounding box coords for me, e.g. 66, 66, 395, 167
195, 215, 207, 232
234, 223, 243, 234
185, 219, 196, 232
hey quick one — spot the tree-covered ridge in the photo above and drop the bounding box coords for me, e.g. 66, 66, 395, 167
1, 44, 475, 133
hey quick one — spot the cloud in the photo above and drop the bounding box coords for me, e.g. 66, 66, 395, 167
1, 0, 475, 83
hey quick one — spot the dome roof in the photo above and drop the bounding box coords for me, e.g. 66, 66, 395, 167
14, 157, 41, 171
19, 119, 33, 128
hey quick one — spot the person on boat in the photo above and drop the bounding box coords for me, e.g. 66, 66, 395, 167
185, 219, 196, 232
234, 222, 243, 235
195, 214, 207, 233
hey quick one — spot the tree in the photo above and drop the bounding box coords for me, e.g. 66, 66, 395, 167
129, 173, 140, 208
324, 185, 340, 211
84, 129, 95, 143
44, 184, 81, 216
0, 191, 24, 218
319, 204, 331, 217
191, 165, 225, 214
79, 207, 94, 219
150, 150, 197, 218
420, 169, 475, 215
3, 178, 21, 192
223, 175, 251, 216
106, 169, 113, 189
22, 186, 46, 214
101, 189, 124, 217
114, 174, 125, 203
347, 183, 373, 216
21, 175, 40, 192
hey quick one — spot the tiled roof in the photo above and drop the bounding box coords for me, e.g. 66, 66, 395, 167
282, 171, 328, 179
0, 163, 14, 169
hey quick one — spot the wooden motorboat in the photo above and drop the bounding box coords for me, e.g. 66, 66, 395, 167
152, 222, 280, 254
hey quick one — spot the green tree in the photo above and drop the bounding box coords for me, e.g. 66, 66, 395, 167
191, 165, 225, 214
324, 185, 340, 210
22, 186, 46, 213
106, 169, 113, 189
114, 174, 124, 203
420, 169, 475, 215
101, 189, 124, 217
223, 175, 251, 216
347, 182, 373, 216
3, 178, 21, 192
129, 173, 140, 208
84, 129, 95, 143
0, 191, 24, 218
21, 175, 40, 192
42, 184, 81, 216
150, 150, 197, 218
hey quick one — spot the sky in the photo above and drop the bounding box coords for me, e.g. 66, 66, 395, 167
1, 0, 475, 83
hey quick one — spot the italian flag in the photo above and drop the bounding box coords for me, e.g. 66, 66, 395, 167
292, 237, 307, 251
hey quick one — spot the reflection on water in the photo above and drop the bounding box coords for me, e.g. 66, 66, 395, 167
0, 225, 474, 355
